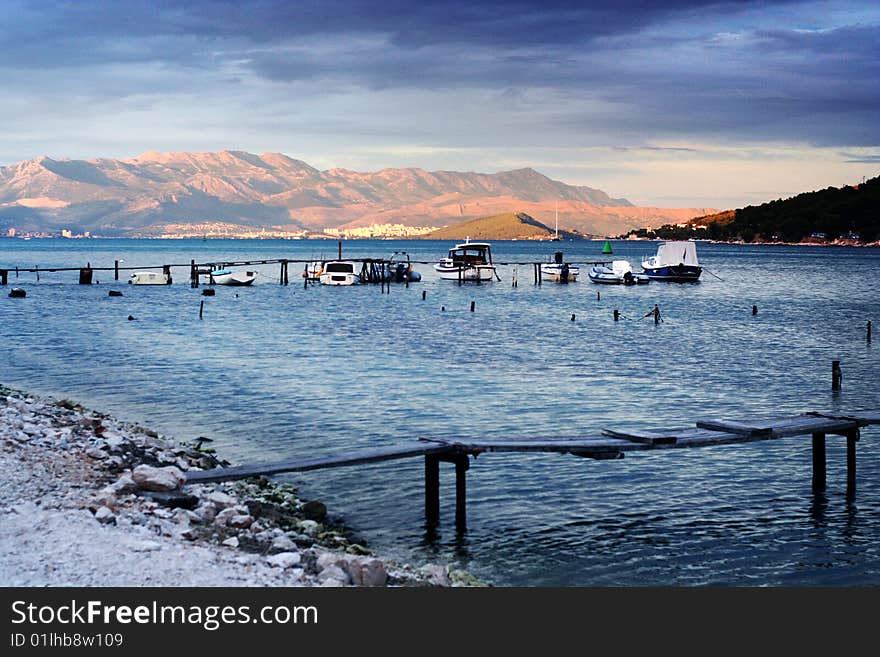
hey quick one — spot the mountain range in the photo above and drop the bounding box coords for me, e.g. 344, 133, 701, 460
0, 150, 716, 237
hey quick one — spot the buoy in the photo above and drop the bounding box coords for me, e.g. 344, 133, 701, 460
8, 288, 26, 298
127, 315, 135, 321
108, 290, 123, 297
601, 240, 613, 254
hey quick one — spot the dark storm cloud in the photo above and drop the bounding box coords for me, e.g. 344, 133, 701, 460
2, 0, 878, 148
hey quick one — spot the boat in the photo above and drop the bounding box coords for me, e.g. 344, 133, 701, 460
540, 251, 579, 282
319, 261, 360, 286
588, 260, 650, 285
385, 252, 421, 283
304, 261, 324, 281
128, 271, 170, 285
433, 239, 497, 281
641, 241, 702, 281
210, 269, 257, 286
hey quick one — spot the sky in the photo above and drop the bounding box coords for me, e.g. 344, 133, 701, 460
1, 0, 878, 209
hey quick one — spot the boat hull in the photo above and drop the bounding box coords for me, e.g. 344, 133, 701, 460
540, 264, 579, 282
128, 272, 170, 285
319, 273, 359, 286
433, 264, 496, 281
642, 265, 702, 281
211, 272, 257, 286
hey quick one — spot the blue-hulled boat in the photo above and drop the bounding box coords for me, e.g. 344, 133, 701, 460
641, 241, 702, 282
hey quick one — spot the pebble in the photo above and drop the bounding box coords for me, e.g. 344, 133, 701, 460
266, 552, 302, 569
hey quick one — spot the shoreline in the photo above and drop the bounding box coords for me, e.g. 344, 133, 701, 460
0, 384, 483, 587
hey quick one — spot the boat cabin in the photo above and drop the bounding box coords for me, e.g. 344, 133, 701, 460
447, 242, 493, 266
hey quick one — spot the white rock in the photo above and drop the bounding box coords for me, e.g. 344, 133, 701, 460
299, 519, 319, 535
131, 465, 185, 492
317, 565, 350, 585
193, 503, 217, 523
345, 557, 387, 587
94, 506, 116, 524
271, 535, 296, 551
222, 536, 239, 548
316, 552, 344, 571
206, 491, 237, 509
267, 552, 302, 569
109, 474, 138, 494
320, 578, 346, 587
419, 564, 450, 587
85, 447, 108, 460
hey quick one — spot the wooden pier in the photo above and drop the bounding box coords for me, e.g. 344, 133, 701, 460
185, 410, 880, 531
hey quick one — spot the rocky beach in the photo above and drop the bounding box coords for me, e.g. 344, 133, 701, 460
0, 385, 481, 587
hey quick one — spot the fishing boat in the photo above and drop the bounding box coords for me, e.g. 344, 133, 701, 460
128, 271, 170, 285
433, 239, 496, 281
540, 251, 579, 282
210, 269, 257, 286
319, 261, 360, 286
641, 241, 702, 281
303, 261, 324, 281
588, 260, 650, 285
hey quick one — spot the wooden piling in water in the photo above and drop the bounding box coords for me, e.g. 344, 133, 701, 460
454, 454, 468, 530
614, 309, 620, 321
425, 454, 440, 527
190, 260, 198, 288
752, 305, 758, 315
421, 290, 426, 301
597, 291, 600, 301
832, 360, 842, 390
163, 265, 172, 285
847, 429, 858, 494
114, 260, 119, 281
811, 432, 826, 492
868, 321, 872, 344
571, 314, 575, 321
470, 300, 475, 312
0, 269, 6, 285
78, 267, 93, 284
199, 299, 204, 320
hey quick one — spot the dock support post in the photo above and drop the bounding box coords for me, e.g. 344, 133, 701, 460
454, 454, 468, 531
338, 240, 342, 261
0, 269, 6, 285
868, 321, 872, 344
847, 429, 858, 494
163, 264, 172, 285
425, 455, 440, 527
190, 260, 198, 288
832, 360, 842, 390
421, 290, 426, 301
78, 263, 93, 285
811, 432, 826, 492
114, 260, 119, 281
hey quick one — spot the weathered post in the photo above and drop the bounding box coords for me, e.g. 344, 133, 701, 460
190, 259, 198, 288
868, 321, 872, 344
571, 313, 576, 321
614, 309, 620, 322
303, 263, 309, 289
199, 299, 204, 320
114, 260, 119, 281
847, 429, 858, 494
470, 300, 475, 312
597, 291, 600, 301
78, 263, 93, 285
338, 240, 342, 261
163, 264, 172, 285
811, 432, 826, 492
455, 454, 468, 531
752, 305, 758, 315
421, 290, 426, 301
832, 360, 842, 390
425, 455, 440, 527
0, 270, 7, 285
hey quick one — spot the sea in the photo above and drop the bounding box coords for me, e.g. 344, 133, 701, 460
2, 237, 878, 586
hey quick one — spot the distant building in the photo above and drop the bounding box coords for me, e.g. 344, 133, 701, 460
810, 232, 827, 239
7, 227, 15, 237
61, 229, 73, 238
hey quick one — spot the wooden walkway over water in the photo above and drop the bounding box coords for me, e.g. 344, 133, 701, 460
185, 410, 880, 530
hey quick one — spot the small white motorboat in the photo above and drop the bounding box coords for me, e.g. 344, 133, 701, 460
540, 251, 579, 282
641, 241, 702, 281
588, 260, 650, 285
319, 261, 360, 286
128, 271, 170, 285
210, 269, 257, 286
433, 239, 497, 281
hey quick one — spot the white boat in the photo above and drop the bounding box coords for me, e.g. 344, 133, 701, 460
540, 251, 579, 282
319, 261, 360, 286
210, 269, 257, 286
641, 241, 702, 281
588, 260, 650, 285
128, 271, 170, 285
433, 239, 496, 281
304, 261, 324, 281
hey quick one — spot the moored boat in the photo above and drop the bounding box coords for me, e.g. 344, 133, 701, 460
641, 241, 702, 281
319, 261, 360, 286
433, 239, 496, 281
128, 271, 170, 285
540, 251, 579, 282
588, 260, 650, 285
210, 269, 257, 286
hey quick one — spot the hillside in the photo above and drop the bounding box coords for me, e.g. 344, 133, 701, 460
422, 212, 576, 241
0, 150, 716, 238
624, 177, 880, 243
0, 151, 636, 237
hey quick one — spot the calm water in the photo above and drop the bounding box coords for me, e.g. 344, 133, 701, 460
2, 238, 879, 586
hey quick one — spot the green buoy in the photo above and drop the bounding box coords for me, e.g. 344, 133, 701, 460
601, 240, 613, 254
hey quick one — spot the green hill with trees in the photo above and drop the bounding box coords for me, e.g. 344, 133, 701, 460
623, 176, 880, 243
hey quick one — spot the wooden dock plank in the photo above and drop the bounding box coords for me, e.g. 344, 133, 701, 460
807, 411, 880, 425
601, 428, 678, 444
695, 419, 773, 436
185, 442, 453, 484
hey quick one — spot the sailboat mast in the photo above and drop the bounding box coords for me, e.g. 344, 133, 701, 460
555, 202, 558, 238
